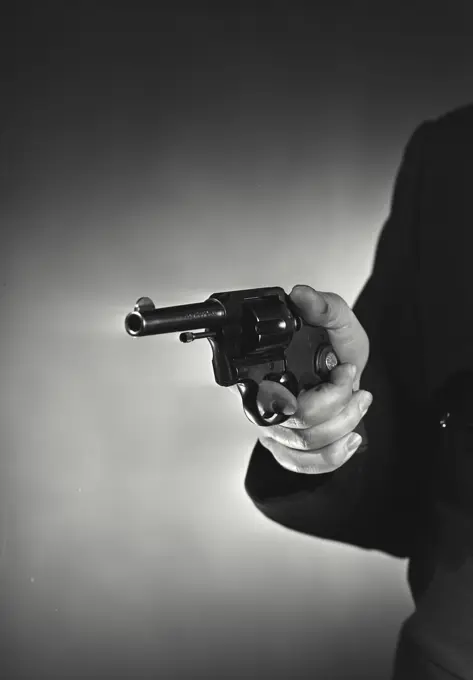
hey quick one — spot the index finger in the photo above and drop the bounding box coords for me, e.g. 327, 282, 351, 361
279, 363, 355, 429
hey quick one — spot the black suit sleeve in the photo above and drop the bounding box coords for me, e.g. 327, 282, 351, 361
244, 121, 433, 559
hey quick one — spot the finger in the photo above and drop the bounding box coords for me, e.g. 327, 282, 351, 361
280, 362, 356, 429
262, 389, 372, 451
256, 380, 298, 417
259, 430, 363, 475
289, 285, 369, 387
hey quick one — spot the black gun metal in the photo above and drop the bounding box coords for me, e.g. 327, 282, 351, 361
125, 287, 339, 427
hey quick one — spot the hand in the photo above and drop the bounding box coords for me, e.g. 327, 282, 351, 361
255, 284, 372, 474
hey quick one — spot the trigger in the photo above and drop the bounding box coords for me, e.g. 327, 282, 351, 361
258, 379, 298, 418
278, 371, 298, 396
237, 380, 289, 427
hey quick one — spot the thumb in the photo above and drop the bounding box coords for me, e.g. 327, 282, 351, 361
289, 284, 369, 386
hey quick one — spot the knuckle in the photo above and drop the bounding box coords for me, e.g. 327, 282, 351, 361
320, 439, 350, 467
330, 291, 346, 306
296, 434, 315, 451
269, 443, 308, 474
340, 393, 364, 425
330, 393, 351, 418
290, 462, 309, 474
275, 451, 301, 474
258, 435, 275, 453
280, 414, 310, 430
326, 293, 350, 326
261, 427, 288, 449
330, 407, 353, 434
276, 429, 313, 452
353, 391, 372, 419
348, 406, 364, 428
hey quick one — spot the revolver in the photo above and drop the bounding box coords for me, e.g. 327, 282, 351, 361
124, 286, 339, 427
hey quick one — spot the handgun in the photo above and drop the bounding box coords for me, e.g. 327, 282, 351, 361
124, 286, 339, 427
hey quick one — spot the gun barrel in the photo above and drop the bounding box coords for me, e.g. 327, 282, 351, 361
125, 300, 226, 337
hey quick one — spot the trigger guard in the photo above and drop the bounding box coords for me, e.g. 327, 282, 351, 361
237, 381, 289, 427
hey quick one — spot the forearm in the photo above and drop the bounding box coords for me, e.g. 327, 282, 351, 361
244, 294, 431, 558
244, 122, 432, 557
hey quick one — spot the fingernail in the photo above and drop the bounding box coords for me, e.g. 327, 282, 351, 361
348, 364, 357, 379
359, 391, 373, 414
346, 433, 362, 453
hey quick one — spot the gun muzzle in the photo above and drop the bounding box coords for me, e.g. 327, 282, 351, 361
125, 296, 226, 337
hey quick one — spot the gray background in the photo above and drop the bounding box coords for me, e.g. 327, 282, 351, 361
1, 4, 472, 679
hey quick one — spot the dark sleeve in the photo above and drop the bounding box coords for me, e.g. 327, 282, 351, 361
244, 121, 433, 559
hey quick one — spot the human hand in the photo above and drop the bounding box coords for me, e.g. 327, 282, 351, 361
255, 284, 372, 474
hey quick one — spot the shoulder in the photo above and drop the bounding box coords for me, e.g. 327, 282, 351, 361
431, 102, 473, 133
420, 102, 473, 149
399, 103, 473, 174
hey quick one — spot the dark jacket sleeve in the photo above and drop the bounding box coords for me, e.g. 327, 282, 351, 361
244, 121, 433, 559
